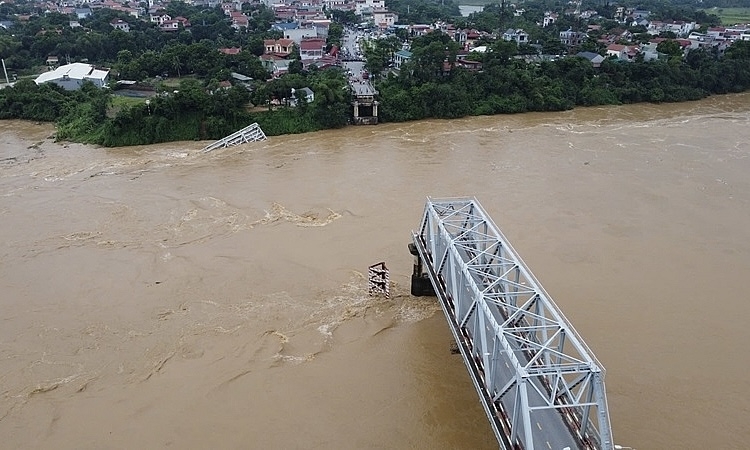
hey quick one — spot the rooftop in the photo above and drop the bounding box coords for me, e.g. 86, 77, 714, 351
35, 63, 109, 85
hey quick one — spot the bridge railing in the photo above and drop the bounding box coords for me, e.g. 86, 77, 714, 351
412, 197, 613, 450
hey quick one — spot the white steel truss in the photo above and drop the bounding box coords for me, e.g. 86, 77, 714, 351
202, 122, 267, 152
411, 197, 613, 450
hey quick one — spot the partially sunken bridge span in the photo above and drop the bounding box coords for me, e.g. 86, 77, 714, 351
409, 197, 613, 450
202, 122, 267, 152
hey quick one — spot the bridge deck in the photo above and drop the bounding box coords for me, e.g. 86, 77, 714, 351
351, 80, 377, 97
411, 197, 613, 450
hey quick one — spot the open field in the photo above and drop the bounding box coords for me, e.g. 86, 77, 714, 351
702, 7, 750, 25
107, 94, 149, 117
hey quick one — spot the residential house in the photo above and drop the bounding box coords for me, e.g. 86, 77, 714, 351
543, 12, 558, 27
502, 29, 529, 44
455, 59, 482, 71
579, 10, 598, 20
219, 47, 242, 55
686, 33, 729, 53
264, 39, 295, 57
290, 87, 314, 106
229, 11, 249, 29
324, 0, 348, 10
372, 9, 397, 30
159, 17, 189, 32
354, 0, 384, 16
299, 37, 326, 60
220, 2, 235, 15
150, 12, 171, 25
296, 6, 325, 21
648, 20, 696, 38
638, 42, 661, 61
576, 51, 605, 68
461, 29, 482, 48
560, 29, 587, 47
272, 22, 299, 33
393, 49, 411, 70
75, 8, 92, 19
409, 24, 432, 37
110, 19, 130, 32
606, 43, 638, 61
281, 27, 319, 44
260, 55, 292, 77
707, 27, 726, 39
273, 6, 296, 21
231, 72, 252, 82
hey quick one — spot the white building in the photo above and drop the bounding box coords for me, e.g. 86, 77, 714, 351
372, 9, 397, 28
35, 63, 109, 90
354, 0, 384, 16
502, 28, 529, 44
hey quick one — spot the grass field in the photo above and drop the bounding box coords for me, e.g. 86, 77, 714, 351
108, 94, 149, 117
702, 7, 750, 25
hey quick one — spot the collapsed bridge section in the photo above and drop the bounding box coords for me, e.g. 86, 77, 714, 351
410, 197, 614, 450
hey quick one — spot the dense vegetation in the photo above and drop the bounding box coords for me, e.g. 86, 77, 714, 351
374, 33, 750, 121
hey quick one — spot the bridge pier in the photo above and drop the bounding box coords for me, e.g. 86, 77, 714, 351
408, 243, 435, 296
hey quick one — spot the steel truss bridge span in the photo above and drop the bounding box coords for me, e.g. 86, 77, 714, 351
410, 198, 613, 450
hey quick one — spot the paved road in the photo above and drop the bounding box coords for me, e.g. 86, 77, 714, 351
342, 29, 367, 83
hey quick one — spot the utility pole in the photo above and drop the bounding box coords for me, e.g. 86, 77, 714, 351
2, 59, 9, 85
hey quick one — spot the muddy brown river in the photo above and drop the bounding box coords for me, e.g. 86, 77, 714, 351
2, 94, 750, 449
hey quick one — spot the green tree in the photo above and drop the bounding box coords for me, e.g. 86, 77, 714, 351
656, 40, 683, 58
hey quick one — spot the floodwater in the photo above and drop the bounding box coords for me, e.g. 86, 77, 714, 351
2, 94, 750, 449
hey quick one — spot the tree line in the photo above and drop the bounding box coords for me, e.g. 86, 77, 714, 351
375, 32, 750, 122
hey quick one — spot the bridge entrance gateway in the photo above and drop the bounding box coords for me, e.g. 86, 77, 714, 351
409, 197, 614, 450
351, 81, 379, 125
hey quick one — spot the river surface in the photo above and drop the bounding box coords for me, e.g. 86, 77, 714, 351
2, 95, 750, 449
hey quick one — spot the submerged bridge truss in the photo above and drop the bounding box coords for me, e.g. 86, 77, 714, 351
410, 197, 613, 450
202, 122, 267, 153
